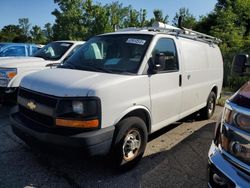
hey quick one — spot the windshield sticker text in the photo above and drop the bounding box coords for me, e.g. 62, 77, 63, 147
60, 43, 70, 47
126, 38, 146, 45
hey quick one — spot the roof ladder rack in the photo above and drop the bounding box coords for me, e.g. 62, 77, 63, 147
116, 21, 221, 44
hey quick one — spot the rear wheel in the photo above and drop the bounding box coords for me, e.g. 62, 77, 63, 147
200, 91, 216, 119
112, 116, 148, 170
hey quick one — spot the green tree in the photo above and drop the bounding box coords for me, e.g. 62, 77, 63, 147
18, 18, 31, 37
82, 0, 112, 38
0, 25, 22, 42
123, 8, 140, 27
52, 0, 86, 40
172, 8, 197, 29
30, 25, 46, 44
43, 23, 53, 42
147, 9, 169, 26
106, 1, 130, 30
196, 0, 250, 88
139, 9, 148, 27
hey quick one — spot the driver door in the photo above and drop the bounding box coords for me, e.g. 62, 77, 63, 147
149, 37, 182, 132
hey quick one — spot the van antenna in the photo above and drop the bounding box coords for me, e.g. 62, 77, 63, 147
178, 16, 183, 29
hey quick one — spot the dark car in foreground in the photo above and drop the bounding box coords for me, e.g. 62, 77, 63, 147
208, 54, 250, 187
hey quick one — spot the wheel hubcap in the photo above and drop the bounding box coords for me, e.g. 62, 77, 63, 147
208, 97, 215, 115
122, 129, 141, 161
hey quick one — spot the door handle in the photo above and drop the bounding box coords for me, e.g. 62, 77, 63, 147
179, 74, 182, 87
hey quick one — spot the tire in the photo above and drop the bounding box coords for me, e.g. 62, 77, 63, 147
200, 91, 216, 119
111, 116, 148, 170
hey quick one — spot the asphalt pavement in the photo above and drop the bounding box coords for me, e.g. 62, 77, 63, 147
0, 105, 222, 188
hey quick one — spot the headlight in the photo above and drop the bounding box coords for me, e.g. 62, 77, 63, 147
235, 113, 250, 132
0, 68, 17, 87
223, 107, 233, 125
72, 101, 84, 115
56, 98, 101, 129
0, 68, 17, 79
222, 102, 250, 132
220, 102, 250, 164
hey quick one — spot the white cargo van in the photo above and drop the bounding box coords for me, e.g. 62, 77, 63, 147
0, 41, 84, 102
10, 23, 223, 168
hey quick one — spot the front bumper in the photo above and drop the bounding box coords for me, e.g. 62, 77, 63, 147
10, 109, 115, 156
0, 86, 17, 103
208, 142, 250, 187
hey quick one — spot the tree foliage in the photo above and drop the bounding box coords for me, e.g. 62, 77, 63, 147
0, 25, 23, 42
194, 0, 250, 88
147, 9, 169, 26
30, 25, 47, 44
52, 0, 86, 40
172, 8, 196, 28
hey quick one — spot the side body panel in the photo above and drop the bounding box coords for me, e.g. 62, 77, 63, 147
178, 38, 223, 119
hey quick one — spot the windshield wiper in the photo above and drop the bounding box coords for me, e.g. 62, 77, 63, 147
88, 66, 114, 73
59, 62, 77, 69
72, 65, 113, 73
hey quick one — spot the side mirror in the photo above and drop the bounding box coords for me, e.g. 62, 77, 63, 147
46, 63, 61, 68
153, 53, 166, 72
232, 54, 249, 75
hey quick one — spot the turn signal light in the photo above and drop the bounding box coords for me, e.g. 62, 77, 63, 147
56, 118, 99, 128
7, 71, 17, 78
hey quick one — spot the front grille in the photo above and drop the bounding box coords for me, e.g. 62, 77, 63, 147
17, 88, 93, 136
18, 88, 57, 127
19, 105, 54, 126
19, 88, 57, 108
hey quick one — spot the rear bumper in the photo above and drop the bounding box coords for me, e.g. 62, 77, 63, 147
208, 142, 250, 187
10, 109, 115, 156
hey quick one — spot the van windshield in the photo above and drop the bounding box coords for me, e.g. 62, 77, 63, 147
60, 34, 152, 74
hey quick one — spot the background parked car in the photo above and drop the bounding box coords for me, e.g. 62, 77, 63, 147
0, 43, 42, 57
0, 40, 85, 103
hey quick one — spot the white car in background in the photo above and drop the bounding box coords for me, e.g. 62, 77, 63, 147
0, 40, 84, 102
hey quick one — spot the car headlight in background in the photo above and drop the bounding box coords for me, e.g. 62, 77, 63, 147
235, 113, 250, 132
56, 98, 101, 129
222, 102, 250, 132
0, 68, 17, 79
0, 68, 17, 87
220, 102, 250, 164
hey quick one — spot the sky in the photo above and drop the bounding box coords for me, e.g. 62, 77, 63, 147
0, 0, 217, 29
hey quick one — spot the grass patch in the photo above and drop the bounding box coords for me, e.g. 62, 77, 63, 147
217, 90, 234, 107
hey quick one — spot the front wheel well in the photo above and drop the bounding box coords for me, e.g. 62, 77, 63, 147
120, 109, 151, 134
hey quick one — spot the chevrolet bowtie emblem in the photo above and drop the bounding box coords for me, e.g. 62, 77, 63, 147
27, 101, 36, 111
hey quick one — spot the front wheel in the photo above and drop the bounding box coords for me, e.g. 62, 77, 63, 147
200, 91, 216, 119
112, 117, 148, 170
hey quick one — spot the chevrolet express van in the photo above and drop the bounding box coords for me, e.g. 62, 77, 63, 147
10, 23, 223, 168
208, 54, 250, 187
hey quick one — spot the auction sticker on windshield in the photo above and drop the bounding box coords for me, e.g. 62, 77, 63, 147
60, 43, 71, 47
126, 38, 146, 45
